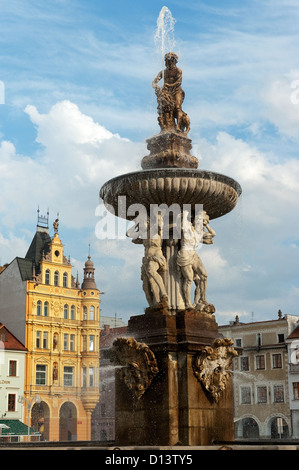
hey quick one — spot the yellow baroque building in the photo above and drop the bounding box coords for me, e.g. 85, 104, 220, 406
0, 214, 100, 441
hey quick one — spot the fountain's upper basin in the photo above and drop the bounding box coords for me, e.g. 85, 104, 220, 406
100, 168, 242, 220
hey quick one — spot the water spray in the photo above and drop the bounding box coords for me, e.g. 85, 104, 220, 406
154, 6, 176, 83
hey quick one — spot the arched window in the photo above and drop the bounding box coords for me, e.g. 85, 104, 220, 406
37, 300, 42, 316
44, 301, 49, 317
83, 306, 87, 321
64, 304, 68, 319
70, 305, 75, 320
89, 306, 95, 321
45, 269, 50, 285
63, 272, 68, 288
54, 271, 59, 286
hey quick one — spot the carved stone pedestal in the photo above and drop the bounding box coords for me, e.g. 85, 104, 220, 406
141, 132, 198, 170
114, 309, 235, 446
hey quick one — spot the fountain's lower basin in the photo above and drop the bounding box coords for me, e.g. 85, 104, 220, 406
100, 168, 242, 220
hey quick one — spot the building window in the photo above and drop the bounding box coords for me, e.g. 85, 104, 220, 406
64, 334, 68, 350
36, 331, 41, 348
54, 271, 59, 286
273, 385, 284, 403
64, 304, 68, 319
256, 355, 265, 370
278, 334, 284, 343
272, 353, 282, 369
89, 367, 94, 386
43, 332, 48, 349
70, 334, 75, 351
257, 386, 267, 404
37, 300, 42, 316
36, 365, 46, 385
64, 366, 74, 387
240, 356, 249, 371
45, 269, 50, 285
8, 394, 16, 412
89, 335, 94, 351
89, 306, 95, 321
235, 338, 242, 347
63, 272, 68, 287
44, 301, 49, 317
82, 336, 87, 351
240, 386, 251, 404
293, 382, 299, 400
9, 360, 17, 376
70, 305, 75, 320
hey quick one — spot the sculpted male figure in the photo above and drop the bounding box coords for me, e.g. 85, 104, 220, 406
177, 211, 216, 310
152, 52, 189, 134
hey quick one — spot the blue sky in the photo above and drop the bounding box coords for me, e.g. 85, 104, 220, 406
1, 0, 299, 324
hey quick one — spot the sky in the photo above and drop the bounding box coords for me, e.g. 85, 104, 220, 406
1, 0, 299, 325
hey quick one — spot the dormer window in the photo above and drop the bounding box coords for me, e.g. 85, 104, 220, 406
45, 269, 50, 285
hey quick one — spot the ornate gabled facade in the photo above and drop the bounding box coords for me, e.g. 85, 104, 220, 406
0, 214, 101, 441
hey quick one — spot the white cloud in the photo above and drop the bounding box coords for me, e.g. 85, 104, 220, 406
0, 232, 28, 264
262, 72, 299, 139
25, 101, 117, 147
196, 131, 299, 233
0, 100, 146, 231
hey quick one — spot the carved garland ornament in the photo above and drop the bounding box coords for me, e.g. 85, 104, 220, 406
110, 337, 159, 399
192, 338, 238, 403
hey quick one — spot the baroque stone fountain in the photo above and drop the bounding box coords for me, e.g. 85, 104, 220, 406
100, 51, 241, 446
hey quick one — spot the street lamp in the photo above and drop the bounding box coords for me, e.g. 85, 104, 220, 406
18, 386, 41, 441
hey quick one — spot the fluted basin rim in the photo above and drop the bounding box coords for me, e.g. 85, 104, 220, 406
100, 168, 242, 197
100, 168, 242, 220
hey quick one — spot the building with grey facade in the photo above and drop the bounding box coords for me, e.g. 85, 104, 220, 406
219, 311, 299, 439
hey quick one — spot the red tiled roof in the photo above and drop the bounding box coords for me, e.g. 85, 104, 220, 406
288, 325, 299, 339
0, 323, 27, 351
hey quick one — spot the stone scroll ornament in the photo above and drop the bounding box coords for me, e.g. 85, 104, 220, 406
110, 337, 159, 400
192, 338, 238, 403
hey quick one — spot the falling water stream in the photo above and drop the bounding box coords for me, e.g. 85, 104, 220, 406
154, 6, 176, 83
